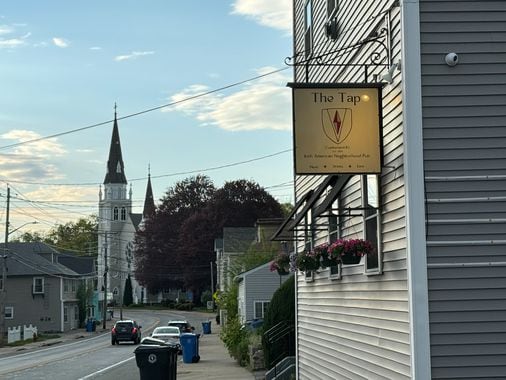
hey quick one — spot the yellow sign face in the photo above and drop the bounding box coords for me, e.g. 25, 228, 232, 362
292, 85, 382, 174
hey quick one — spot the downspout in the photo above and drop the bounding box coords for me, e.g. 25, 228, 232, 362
400, 0, 432, 378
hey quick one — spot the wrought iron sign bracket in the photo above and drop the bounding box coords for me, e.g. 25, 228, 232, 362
285, 14, 394, 83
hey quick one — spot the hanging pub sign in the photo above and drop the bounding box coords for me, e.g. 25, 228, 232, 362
288, 83, 383, 175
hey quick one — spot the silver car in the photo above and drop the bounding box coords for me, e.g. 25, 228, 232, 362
151, 326, 181, 347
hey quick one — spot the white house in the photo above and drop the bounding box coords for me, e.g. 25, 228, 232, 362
276, 1, 506, 379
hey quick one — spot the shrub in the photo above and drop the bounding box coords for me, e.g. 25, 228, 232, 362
221, 316, 250, 366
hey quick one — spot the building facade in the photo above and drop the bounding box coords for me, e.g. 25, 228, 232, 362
283, 1, 506, 379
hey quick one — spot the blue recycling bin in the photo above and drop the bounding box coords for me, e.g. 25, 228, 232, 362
180, 333, 200, 363
202, 321, 212, 334
86, 319, 94, 332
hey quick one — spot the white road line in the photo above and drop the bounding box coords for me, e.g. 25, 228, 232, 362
78, 355, 136, 380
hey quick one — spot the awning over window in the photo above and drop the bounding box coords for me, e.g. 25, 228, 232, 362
271, 175, 351, 241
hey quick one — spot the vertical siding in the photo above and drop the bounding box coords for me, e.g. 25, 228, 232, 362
293, 1, 410, 379
420, 1, 506, 379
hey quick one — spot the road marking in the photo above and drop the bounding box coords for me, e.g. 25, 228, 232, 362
78, 356, 136, 380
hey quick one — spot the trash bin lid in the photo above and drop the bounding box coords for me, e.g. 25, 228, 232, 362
135, 344, 178, 353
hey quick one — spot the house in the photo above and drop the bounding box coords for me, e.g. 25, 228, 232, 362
277, 1, 506, 379
1, 242, 87, 332
215, 227, 256, 292
235, 262, 292, 324
57, 251, 99, 321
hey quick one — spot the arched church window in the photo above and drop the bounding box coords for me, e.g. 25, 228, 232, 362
121, 207, 126, 220
113, 207, 119, 220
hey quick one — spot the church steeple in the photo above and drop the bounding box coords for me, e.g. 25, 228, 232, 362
104, 104, 127, 184
142, 166, 156, 219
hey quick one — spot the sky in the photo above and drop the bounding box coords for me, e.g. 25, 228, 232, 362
0, 1, 295, 237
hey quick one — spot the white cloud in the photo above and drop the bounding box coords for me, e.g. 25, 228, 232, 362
231, 0, 292, 34
52, 37, 69, 48
89, 46, 102, 50
0, 25, 13, 35
0, 130, 67, 182
114, 51, 154, 62
164, 67, 291, 132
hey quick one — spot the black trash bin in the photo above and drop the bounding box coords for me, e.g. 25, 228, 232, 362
134, 344, 178, 380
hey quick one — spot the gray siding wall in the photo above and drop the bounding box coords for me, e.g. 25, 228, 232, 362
293, 1, 410, 379
420, 1, 506, 379
5, 276, 63, 333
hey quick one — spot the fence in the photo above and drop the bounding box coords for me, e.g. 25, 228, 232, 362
7, 324, 38, 344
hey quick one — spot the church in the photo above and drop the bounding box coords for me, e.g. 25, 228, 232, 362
96, 110, 155, 307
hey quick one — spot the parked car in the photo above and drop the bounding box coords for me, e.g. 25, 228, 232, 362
151, 326, 181, 344
111, 320, 142, 345
167, 320, 193, 333
150, 326, 182, 352
242, 318, 264, 332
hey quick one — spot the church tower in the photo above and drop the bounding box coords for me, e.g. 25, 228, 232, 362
97, 107, 133, 307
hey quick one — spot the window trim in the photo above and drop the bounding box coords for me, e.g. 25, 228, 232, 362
253, 300, 270, 319
120, 207, 127, 221
362, 175, 382, 275
5, 306, 14, 319
33, 277, 44, 294
304, 0, 313, 58
327, 0, 338, 19
113, 207, 119, 221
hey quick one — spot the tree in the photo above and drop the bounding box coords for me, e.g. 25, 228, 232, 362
123, 276, 133, 306
76, 281, 93, 328
134, 175, 216, 292
11, 216, 98, 256
46, 216, 98, 255
134, 176, 284, 298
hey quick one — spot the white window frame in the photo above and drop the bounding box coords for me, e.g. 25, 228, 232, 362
71, 280, 76, 292
362, 175, 382, 275
5, 306, 14, 319
253, 301, 270, 319
113, 207, 119, 221
304, 0, 313, 58
328, 198, 342, 280
33, 277, 44, 294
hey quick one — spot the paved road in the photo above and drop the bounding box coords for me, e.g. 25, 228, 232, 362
0, 309, 256, 380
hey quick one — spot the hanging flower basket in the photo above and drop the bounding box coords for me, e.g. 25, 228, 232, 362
340, 239, 374, 265
295, 250, 320, 272
269, 252, 291, 275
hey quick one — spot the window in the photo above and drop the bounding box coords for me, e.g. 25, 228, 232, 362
64, 280, 69, 292
5, 306, 13, 319
113, 287, 119, 296
74, 305, 79, 321
327, 0, 338, 18
113, 207, 119, 220
71, 280, 76, 292
121, 207, 126, 221
363, 175, 381, 273
254, 301, 270, 319
33, 277, 44, 294
304, 0, 313, 57
64, 306, 68, 323
0, 276, 3, 291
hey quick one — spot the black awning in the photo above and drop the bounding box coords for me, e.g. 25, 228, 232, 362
313, 175, 352, 217
271, 175, 339, 241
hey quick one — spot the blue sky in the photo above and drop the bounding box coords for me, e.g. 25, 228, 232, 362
0, 1, 294, 235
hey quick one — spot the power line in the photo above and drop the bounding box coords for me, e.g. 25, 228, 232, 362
0, 67, 290, 152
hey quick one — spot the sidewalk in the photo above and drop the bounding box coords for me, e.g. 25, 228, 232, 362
177, 323, 264, 380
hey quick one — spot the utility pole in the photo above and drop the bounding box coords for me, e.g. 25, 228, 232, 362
0, 186, 10, 346
210, 261, 214, 311
102, 233, 108, 330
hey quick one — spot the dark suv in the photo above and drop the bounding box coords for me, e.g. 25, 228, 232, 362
167, 320, 193, 333
111, 320, 141, 345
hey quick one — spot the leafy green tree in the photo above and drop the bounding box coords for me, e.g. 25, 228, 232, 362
123, 276, 133, 306
11, 216, 98, 256
46, 216, 98, 255
76, 281, 93, 328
